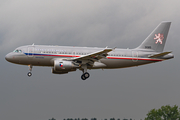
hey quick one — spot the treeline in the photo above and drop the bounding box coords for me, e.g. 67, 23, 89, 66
49, 105, 180, 120
63, 118, 132, 120
49, 118, 133, 120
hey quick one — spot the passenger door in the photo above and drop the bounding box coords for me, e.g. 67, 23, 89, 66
28, 46, 34, 59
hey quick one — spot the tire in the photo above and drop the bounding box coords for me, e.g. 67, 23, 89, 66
84, 72, 90, 79
81, 74, 86, 80
27, 72, 32, 77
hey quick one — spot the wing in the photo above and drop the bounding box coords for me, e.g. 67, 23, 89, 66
68, 47, 114, 62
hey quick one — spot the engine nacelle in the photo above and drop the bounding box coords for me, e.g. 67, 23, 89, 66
54, 60, 77, 71
52, 68, 76, 74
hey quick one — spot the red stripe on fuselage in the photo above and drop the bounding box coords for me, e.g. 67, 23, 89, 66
32, 54, 163, 62
107, 57, 162, 61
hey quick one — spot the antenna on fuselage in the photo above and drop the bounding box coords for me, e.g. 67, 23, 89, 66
113, 47, 116, 52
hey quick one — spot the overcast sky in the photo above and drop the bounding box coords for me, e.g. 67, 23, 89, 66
1, 0, 180, 120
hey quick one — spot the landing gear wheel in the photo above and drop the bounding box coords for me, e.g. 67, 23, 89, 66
27, 72, 32, 77
81, 74, 86, 80
84, 72, 90, 79
81, 72, 90, 80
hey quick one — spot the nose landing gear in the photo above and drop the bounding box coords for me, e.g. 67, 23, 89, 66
27, 72, 32, 77
27, 65, 33, 77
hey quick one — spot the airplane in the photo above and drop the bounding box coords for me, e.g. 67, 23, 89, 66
5, 21, 174, 80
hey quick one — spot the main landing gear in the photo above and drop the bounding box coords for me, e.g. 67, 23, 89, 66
81, 72, 90, 80
81, 64, 90, 80
27, 65, 33, 77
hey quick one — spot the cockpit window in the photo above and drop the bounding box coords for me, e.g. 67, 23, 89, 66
13, 49, 22, 53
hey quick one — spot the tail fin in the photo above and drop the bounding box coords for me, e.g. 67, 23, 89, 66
136, 21, 171, 52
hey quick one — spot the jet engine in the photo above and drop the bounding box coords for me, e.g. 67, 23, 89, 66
52, 60, 78, 74
52, 68, 76, 74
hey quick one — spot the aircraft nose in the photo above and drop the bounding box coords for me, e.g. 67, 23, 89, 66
5, 53, 13, 62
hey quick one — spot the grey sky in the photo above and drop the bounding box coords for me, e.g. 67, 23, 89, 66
1, 0, 180, 120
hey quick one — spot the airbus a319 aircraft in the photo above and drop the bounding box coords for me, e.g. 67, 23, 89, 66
5, 22, 174, 80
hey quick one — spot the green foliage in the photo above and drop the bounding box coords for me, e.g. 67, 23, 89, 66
91, 118, 97, 120
145, 105, 180, 120
49, 118, 56, 120
110, 118, 115, 120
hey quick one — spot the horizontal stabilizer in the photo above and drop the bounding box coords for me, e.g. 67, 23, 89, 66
148, 51, 172, 58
